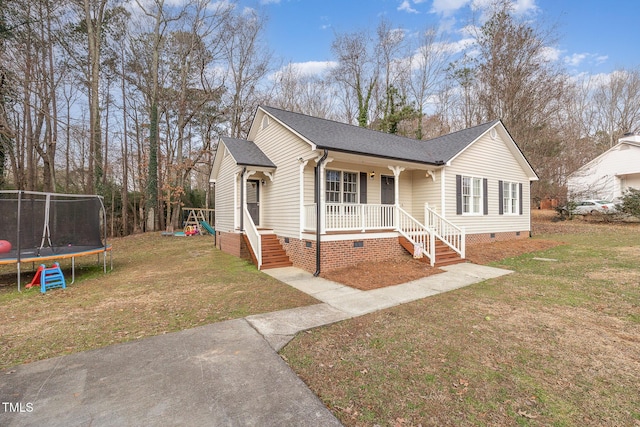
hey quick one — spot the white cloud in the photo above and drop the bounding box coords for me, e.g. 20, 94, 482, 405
259, 0, 281, 4
564, 53, 588, 67
271, 61, 338, 81
398, 0, 419, 14
431, 0, 470, 15
563, 52, 610, 68
540, 46, 563, 62
437, 37, 476, 55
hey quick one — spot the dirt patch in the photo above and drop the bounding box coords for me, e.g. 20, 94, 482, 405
321, 255, 443, 290
321, 237, 562, 290
322, 211, 566, 290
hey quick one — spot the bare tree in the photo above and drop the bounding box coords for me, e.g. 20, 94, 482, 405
593, 68, 640, 148
331, 30, 378, 127
223, 8, 271, 139
408, 27, 451, 139
471, 0, 568, 200
271, 63, 337, 119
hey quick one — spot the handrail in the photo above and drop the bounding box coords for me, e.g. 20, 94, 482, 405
243, 207, 261, 269
425, 206, 465, 258
396, 207, 435, 266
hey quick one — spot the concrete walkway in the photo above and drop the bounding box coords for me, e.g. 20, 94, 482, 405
0, 263, 511, 426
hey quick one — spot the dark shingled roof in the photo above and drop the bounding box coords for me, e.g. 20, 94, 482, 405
261, 106, 500, 165
221, 136, 276, 168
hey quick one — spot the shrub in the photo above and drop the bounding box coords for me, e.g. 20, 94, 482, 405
615, 188, 640, 218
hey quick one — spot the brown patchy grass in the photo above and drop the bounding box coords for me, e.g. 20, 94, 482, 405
0, 233, 317, 370
281, 211, 640, 426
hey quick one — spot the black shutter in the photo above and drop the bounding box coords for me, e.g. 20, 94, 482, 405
519, 183, 523, 215
359, 172, 367, 204
483, 178, 488, 215
456, 175, 462, 215
498, 180, 504, 215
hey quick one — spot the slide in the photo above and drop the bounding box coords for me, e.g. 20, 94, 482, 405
199, 220, 215, 235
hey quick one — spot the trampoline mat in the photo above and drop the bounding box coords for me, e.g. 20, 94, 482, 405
0, 245, 109, 264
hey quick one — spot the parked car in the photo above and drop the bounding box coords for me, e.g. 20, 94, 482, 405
571, 199, 617, 215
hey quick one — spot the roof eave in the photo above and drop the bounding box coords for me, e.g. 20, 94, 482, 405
316, 145, 445, 167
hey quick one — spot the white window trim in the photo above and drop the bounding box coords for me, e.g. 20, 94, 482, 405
325, 168, 360, 204
502, 181, 519, 215
462, 175, 483, 215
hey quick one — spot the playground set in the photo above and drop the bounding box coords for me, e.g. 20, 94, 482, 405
163, 208, 215, 240
0, 190, 112, 292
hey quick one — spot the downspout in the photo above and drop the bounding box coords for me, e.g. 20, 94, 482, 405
313, 149, 328, 277
239, 167, 246, 232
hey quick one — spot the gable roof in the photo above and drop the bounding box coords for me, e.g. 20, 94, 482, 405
221, 136, 276, 168
259, 106, 499, 166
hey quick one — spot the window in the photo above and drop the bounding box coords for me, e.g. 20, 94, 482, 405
326, 170, 341, 203
462, 176, 482, 214
502, 181, 519, 214
326, 170, 358, 203
342, 172, 357, 203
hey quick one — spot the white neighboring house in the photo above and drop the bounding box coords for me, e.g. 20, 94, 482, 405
567, 134, 640, 201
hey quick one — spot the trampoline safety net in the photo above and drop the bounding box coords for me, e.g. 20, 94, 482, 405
0, 191, 105, 260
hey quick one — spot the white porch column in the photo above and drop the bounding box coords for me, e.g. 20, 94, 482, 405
388, 165, 405, 229
316, 156, 333, 234
387, 165, 405, 206
299, 159, 308, 238
440, 168, 446, 219
233, 170, 240, 229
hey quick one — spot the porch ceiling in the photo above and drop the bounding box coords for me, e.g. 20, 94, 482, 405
325, 150, 441, 172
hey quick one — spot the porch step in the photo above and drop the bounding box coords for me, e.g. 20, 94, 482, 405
398, 236, 465, 267
260, 234, 293, 269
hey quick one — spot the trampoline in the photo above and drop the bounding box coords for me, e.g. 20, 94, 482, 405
0, 190, 112, 291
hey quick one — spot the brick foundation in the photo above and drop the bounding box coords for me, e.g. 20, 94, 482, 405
280, 236, 406, 273
217, 231, 252, 261
466, 230, 530, 246
217, 229, 531, 271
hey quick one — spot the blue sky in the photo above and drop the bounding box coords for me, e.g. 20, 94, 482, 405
238, 0, 638, 77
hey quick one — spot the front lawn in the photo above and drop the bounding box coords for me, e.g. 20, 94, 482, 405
0, 233, 317, 369
281, 216, 640, 426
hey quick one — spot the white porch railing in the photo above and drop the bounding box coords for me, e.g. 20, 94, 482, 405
425, 206, 465, 259
243, 206, 262, 269
302, 203, 465, 266
304, 203, 395, 231
396, 207, 435, 266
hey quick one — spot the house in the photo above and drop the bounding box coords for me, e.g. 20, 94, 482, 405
210, 106, 538, 273
567, 134, 640, 201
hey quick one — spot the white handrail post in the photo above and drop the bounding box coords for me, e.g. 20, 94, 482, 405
429, 230, 435, 267
461, 226, 466, 259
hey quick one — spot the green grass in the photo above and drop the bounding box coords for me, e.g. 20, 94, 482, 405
282, 221, 640, 426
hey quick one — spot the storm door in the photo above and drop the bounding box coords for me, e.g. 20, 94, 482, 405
246, 180, 260, 226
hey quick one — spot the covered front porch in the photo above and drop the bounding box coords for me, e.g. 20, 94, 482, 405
297, 153, 465, 266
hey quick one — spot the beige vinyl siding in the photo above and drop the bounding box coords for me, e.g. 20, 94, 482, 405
398, 171, 413, 213
214, 147, 239, 233
254, 120, 315, 238
411, 169, 442, 223
444, 132, 531, 235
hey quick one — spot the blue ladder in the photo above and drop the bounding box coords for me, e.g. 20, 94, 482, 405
40, 262, 66, 293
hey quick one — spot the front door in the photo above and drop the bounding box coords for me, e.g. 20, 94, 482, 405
381, 175, 395, 204
381, 175, 395, 227
246, 180, 260, 226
